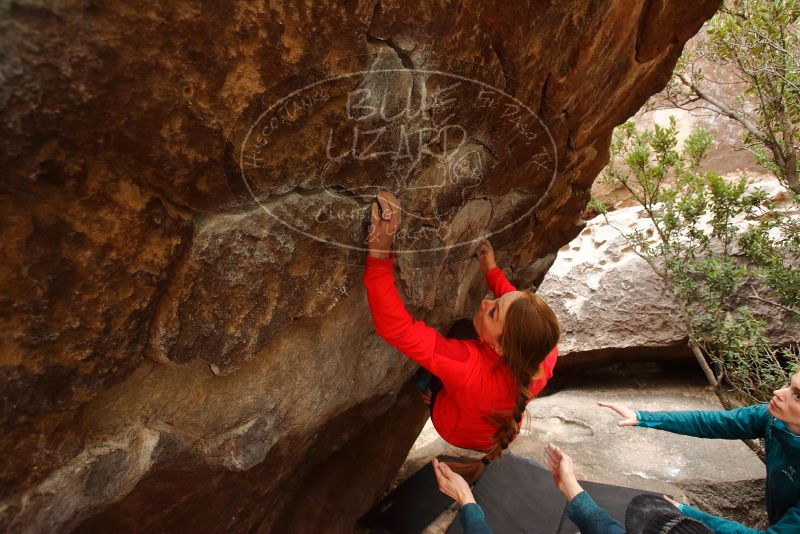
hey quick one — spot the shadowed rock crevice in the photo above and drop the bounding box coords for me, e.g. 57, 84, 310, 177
369, 35, 416, 72
635, 0, 661, 63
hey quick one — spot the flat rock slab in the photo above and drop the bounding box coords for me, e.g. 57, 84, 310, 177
512, 363, 765, 488
401, 362, 765, 533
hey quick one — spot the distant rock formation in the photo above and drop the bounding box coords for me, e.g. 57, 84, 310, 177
0, 0, 720, 531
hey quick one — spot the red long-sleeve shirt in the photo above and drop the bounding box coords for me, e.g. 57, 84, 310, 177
363, 254, 558, 451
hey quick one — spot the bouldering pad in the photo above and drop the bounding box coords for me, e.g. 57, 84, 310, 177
359, 461, 456, 533
360, 453, 659, 533
447, 454, 658, 533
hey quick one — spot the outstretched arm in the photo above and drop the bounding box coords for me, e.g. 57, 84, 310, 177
364, 192, 479, 388
433, 459, 493, 534
634, 404, 770, 440
678, 501, 800, 533
599, 403, 770, 440
544, 444, 624, 534
364, 255, 478, 387
477, 239, 517, 297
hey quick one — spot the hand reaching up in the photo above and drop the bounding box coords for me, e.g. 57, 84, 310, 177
476, 239, 497, 274
597, 402, 639, 426
367, 191, 401, 259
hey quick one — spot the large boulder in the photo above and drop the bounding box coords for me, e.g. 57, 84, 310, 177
537, 206, 690, 366
538, 188, 799, 368
0, 0, 720, 531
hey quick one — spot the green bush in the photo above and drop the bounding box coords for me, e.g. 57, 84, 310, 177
660, 0, 800, 194
600, 119, 799, 403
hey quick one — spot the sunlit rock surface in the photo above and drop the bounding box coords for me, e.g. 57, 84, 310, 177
538, 206, 689, 365
1, 0, 720, 531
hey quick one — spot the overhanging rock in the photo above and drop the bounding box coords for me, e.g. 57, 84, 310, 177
1, 0, 720, 531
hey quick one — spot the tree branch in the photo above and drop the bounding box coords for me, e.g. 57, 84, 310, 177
749, 287, 800, 315
675, 73, 769, 144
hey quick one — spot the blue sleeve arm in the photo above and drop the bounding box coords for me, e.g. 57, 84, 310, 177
635, 404, 769, 440
566, 491, 625, 534
679, 502, 800, 534
458, 503, 493, 534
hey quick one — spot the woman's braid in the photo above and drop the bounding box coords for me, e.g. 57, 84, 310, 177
445, 290, 559, 483
485, 372, 533, 460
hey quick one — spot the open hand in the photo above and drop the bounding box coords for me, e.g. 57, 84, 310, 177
367, 191, 401, 259
476, 239, 497, 274
662, 495, 681, 508
544, 443, 583, 501
597, 402, 639, 426
433, 458, 476, 507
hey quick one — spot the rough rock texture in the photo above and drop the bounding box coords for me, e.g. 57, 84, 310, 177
0, 0, 720, 531
677, 477, 768, 530
537, 207, 690, 366
538, 194, 800, 367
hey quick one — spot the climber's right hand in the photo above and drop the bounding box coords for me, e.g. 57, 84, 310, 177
597, 402, 639, 426
367, 191, 401, 259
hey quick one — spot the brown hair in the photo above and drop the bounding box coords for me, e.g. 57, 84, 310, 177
445, 290, 560, 482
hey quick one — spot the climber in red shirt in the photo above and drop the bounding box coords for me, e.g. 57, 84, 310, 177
363, 191, 560, 479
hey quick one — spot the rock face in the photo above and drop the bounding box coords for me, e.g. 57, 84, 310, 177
677, 478, 768, 530
0, 0, 720, 531
538, 195, 800, 367
537, 206, 690, 366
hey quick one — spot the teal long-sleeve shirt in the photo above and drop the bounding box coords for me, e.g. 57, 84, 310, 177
458, 503, 493, 534
566, 490, 625, 534
635, 404, 800, 533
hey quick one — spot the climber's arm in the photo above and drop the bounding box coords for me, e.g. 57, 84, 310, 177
364, 255, 478, 387
364, 191, 478, 386
477, 238, 517, 297
485, 266, 517, 297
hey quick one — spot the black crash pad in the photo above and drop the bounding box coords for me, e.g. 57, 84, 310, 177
359, 461, 456, 534
446, 454, 658, 534
359, 453, 658, 534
